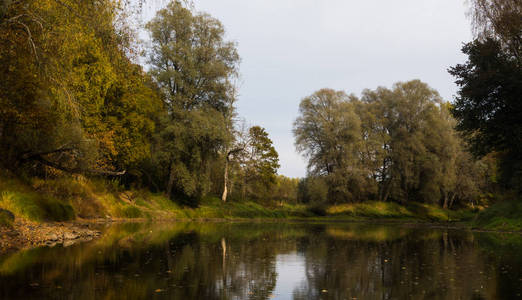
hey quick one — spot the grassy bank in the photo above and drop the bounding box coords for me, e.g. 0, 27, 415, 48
472, 201, 522, 231
0, 174, 311, 222
0, 174, 518, 231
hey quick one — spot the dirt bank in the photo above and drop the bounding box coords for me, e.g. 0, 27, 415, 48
0, 220, 102, 252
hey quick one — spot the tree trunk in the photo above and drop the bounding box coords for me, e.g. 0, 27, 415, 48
379, 180, 391, 202
221, 148, 243, 202
442, 193, 449, 209
222, 157, 229, 202
166, 161, 176, 199
449, 194, 456, 208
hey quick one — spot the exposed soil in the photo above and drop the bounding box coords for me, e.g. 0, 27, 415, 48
0, 220, 102, 252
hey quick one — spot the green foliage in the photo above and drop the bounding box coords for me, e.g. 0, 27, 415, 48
272, 175, 299, 204
146, 1, 240, 203
231, 126, 281, 201
297, 176, 329, 204
0, 0, 162, 178
294, 89, 364, 202
327, 201, 414, 218
326, 201, 474, 222
247, 126, 280, 186
474, 201, 522, 231
450, 0, 521, 194
0, 185, 74, 223
294, 81, 486, 207
450, 38, 522, 192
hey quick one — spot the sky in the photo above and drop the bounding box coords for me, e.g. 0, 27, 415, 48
139, 0, 473, 178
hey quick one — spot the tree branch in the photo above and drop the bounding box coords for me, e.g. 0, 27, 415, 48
226, 147, 244, 161
34, 155, 126, 176
21, 146, 76, 160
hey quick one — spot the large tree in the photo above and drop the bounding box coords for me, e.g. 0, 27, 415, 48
294, 81, 469, 205
293, 89, 370, 203
450, 0, 522, 192
468, 0, 521, 62
146, 1, 240, 202
0, 0, 160, 177
230, 125, 280, 201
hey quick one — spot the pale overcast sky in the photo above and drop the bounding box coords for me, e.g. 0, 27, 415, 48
140, 0, 473, 178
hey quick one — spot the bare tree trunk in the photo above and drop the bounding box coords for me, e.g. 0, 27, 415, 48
221, 148, 242, 203
222, 157, 229, 202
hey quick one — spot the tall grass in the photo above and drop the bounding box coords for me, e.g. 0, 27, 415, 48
0, 173, 481, 224
473, 201, 522, 231
325, 201, 474, 222
0, 190, 74, 223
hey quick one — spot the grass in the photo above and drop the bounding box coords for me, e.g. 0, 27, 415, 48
327, 201, 413, 218
166, 196, 312, 220
0, 174, 311, 222
473, 201, 522, 231
0, 177, 75, 223
0, 172, 507, 228
324, 201, 475, 222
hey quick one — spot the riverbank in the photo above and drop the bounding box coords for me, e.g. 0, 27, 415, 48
0, 220, 102, 252
0, 175, 520, 252
0, 175, 475, 221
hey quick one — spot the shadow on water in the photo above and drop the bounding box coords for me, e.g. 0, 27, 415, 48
0, 222, 520, 299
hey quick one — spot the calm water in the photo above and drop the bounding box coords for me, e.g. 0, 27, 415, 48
0, 222, 521, 299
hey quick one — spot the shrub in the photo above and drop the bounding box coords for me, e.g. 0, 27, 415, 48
308, 203, 327, 216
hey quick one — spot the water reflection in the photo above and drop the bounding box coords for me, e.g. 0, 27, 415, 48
0, 222, 520, 299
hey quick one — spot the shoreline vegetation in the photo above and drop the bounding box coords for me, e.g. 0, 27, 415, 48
1, 174, 520, 252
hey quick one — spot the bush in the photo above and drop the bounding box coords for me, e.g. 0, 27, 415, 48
308, 203, 327, 216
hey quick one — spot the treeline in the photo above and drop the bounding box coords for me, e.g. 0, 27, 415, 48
0, 1, 294, 206
293, 81, 495, 208
294, 0, 521, 208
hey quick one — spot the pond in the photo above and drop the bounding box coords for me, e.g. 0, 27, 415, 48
0, 222, 521, 299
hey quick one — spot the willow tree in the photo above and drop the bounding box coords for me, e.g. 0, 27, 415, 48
293, 89, 368, 203
294, 81, 470, 206
468, 0, 521, 61
146, 1, 239, 202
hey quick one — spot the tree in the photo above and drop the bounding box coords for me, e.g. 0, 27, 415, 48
449, 40, 521, 191
293, 89, 366, 203
272, 175, 299, 205
239, 126, 280, 200
146, 1, 240, 202
467, 0, 521, 62
0, 0, 157, 177
294, 81, 471, 206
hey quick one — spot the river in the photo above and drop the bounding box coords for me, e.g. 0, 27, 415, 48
0, 222, 520, 299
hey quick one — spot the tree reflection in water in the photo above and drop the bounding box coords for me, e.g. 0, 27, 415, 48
0, 222, 520, 299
